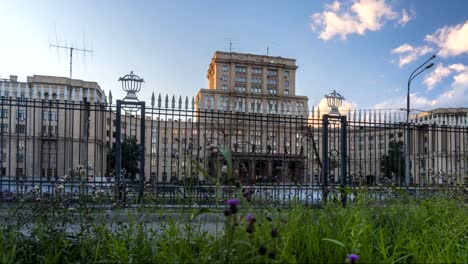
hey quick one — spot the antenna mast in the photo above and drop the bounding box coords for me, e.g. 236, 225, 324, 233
49, 44, 93, 79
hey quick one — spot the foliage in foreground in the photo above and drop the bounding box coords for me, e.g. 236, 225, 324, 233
0, 196, 467, 263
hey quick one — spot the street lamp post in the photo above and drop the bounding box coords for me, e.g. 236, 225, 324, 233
405, 55, 435, 187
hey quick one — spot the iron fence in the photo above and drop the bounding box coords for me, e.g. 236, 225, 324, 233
1, 93, 467, 206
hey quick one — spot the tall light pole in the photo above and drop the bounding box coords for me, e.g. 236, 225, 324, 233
405, 55, 436, 187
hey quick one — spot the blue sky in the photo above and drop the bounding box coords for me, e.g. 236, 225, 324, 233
1, 0, 467, 111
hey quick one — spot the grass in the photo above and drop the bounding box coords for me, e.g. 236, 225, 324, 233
0, 194, 466, 263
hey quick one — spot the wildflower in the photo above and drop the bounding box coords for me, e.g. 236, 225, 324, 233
95, 189, 105, 198
246, 214, 256, 224
258, 245, 267, 255
347, 254, 359, 264
271, 228, 279, 238
226, 198, 240, 214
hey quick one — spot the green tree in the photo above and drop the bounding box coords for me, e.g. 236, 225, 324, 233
380, 140, 405, 184
108, 136, 140, 180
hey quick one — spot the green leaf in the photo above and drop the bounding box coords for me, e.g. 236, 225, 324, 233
321, 238, 345, 248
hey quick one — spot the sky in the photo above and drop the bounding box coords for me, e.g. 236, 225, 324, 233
1, 0, 467, 112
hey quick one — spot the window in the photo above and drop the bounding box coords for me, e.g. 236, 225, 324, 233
222, 65, 228, 72
17, 110, 27, 121
18, 95, 27, 105
251, 87, 261, 93
284, 71, 289, 77
221, 75, 228, 81
221, 85, 228, 91
17, 140, 24, 150
268, 88, 277, 94
252, 68, 262, 74
251, 77, 262, 84
267, 69, 277, 76
284, 80, 289, 87
0, 109, 8, 119
284, 90, 289, 95
235, 66, 246, 73
235, 76, 246, 82
235, 86, 246, 93
16, 153, 24, 162
267, 79, 277, 85
16, 124, 26, 134
42, 111, 57, 121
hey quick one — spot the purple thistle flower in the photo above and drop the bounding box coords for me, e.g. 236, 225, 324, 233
347, 254, 359, 264
226, 198, 240, 206
226, 198, 241, 214
246, 214, 256, 223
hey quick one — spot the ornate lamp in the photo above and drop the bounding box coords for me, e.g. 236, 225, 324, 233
119, 71, 144, 102
325, 90, 345, 115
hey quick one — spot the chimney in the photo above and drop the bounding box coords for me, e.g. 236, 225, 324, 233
9, 75, 18, 82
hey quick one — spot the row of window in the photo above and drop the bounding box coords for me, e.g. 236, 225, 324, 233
223, 65, 289, 77
0, 110, 58, 121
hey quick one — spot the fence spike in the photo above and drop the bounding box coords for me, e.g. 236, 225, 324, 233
63, 86, 68, 101
348, 109, 351, 119
373, 109, 377, 123
16, 82, 22, 97
9, 81, 13, 98
101, 89, 107, 104
93, 88, 98, 103
165, 94, 169, 108
171, 95, 176, 108
71, 87, 76, 102
178, 95, 182, 109
317, 106, 320, 119
311, 105, 315, 119
47, 86, 53, 101
56, 86, 61, 101
40, 85, 45, 100
185, 96, 189, 109
86, 88, 91, 102
108, 90, 113, 105
0, 81, 4, 97
151, 92, 155, 107
192, 96, 195, 109
32, 84, 37, 100
79, 88, 83, 102
157, 93, 161, 107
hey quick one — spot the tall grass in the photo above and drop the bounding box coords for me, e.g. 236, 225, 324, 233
0, 196, 466, 263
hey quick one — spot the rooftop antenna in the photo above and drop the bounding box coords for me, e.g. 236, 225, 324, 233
224, 38, 239, 53
49, 31, 93, 79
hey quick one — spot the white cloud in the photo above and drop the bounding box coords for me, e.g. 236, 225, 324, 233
398, 9, 414, 26
375, 68, 468, 110
311, 0, 403, 41
391, 44, 433, 67
425, 21, 468, 57
423, 63, 467, 90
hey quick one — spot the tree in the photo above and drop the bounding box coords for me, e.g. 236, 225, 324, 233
107, 136, 140, 180
380, 141, 405, 184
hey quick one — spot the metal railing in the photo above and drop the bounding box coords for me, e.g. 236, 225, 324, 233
1, 94, 467, 206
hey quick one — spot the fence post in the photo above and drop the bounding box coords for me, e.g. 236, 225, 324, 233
115, 100, 122, 202
138, 101, 146, 203
321, 115, 329, 203
340, 115, 347, 207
